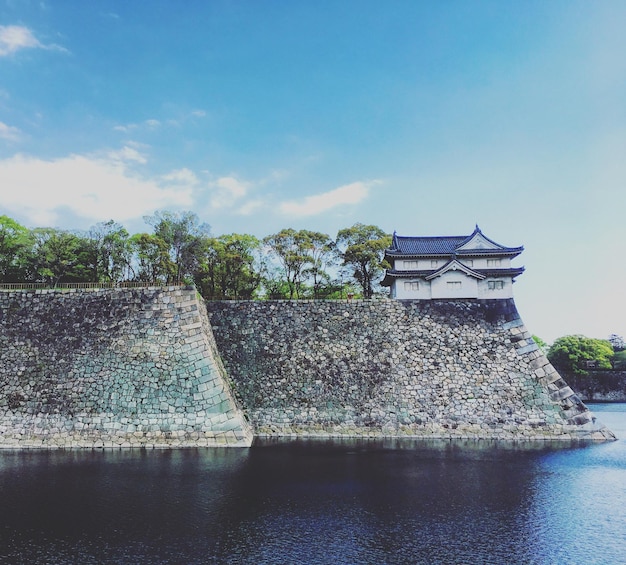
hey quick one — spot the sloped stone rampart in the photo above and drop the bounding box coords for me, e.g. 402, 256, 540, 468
206, 299, 615, 440
0, 287, 253, 448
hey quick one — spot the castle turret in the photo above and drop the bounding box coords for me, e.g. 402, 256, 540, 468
381, 226, 524, 299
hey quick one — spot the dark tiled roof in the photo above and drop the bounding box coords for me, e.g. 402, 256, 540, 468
478, 267, 525, 277
386, 226, 523, 256
390, 235, 466, 255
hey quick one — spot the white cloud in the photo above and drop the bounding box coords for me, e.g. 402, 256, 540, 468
162, 168, 199, 185
209, 176, 250, 209
107, 145, 147, 164
0, 121, 21, 142
278, 181, 373, 217
0, 153, 193, 227
191, 109, 207, 118
236, 199, 265, 216
113, 119, 162, 133
113, 124, 137, 133
0, 25, 67, 56
0, 25, 41, 55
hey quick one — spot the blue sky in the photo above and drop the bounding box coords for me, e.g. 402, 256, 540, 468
1, 0, 625, 343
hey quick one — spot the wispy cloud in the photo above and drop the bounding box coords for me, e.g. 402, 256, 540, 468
0, 152, 193, 227
209, 176, 250, 209
0, 121, 21, 142
107, 145, 147, 164
0, 25, 67, 56
113, 118, 161, 133
162, 168, 199, 185
236, 199, 265, 216
113, 112, 204, 133
278, 181, 373, 217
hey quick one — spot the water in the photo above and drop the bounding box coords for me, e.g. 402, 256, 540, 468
0, 405, 625, 564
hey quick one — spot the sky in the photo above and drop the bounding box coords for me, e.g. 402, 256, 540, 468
1, 0, 625, 343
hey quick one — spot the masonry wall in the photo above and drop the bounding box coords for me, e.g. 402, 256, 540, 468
206, 299, 614, 440
0, 287, 253, 448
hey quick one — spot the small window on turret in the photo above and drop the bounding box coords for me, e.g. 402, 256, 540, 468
404, 281, 419, 291
488, 280, 504, 290
447, 281, 461, 289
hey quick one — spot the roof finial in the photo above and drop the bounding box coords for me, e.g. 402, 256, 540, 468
391, 230, 398, 249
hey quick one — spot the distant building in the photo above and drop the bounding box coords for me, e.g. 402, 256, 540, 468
381, 226, 524, 299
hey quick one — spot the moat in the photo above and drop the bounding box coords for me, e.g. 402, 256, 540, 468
0, 402, 624, 564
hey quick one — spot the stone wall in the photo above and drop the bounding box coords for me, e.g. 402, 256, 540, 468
206, 299, 614, 440
0, 287, 253, 448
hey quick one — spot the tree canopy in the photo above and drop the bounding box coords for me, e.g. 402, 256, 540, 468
0, 211, 392, 301
547, 335, 615, 376
336, 223, 391, 299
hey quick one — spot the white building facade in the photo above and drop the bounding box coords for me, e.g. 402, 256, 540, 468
381, 226, 524, 300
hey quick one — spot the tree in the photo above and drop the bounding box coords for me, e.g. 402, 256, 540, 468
30, 228, 91, 285
532, 335, 548, 354
145, 211, 210, 284
609, 334, 625, 352
547, 335, 614, 376
263, 228, 312, 299
86, 220, 132, 282
129, 233, 175, 283
195, 233, 262, 299
0, 215, 34, 282
300, 230, 336, 298
336, 223, 391, 299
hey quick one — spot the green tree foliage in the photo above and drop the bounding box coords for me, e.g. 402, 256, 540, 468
129, 233, 174, 283
336, 223, 391, 299
532, 335, 548, 353
263, 228, 311, 299
0, 215, 33, 282
261, 271, 293, 299
613, 350, 626, 370
300, 230, 336, 298
86, 220, 132, 282
195, 233, 262, 299
547, 335, 614, 376
145, 211, 210, 284
262, 229, 336, 299
30, 228, 91, 285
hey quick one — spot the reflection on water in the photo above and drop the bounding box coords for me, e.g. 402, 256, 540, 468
0, 405, 624, 564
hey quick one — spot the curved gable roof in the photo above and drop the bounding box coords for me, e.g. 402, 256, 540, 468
388, 226, 523, 256
424, 259, 486, 281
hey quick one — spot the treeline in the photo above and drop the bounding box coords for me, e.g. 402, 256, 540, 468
0, 212, 392, 300
543, 334, 626, 399
540, 333, 626, 375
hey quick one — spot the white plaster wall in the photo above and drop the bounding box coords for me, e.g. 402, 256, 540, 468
397, 259, 419, 270
457, 256, 511, 269
431, 272, 479, 299
393, 279, 432, 299
477, 278, 514, 299
395, 258, 453, 271
395, 256, 513, 271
